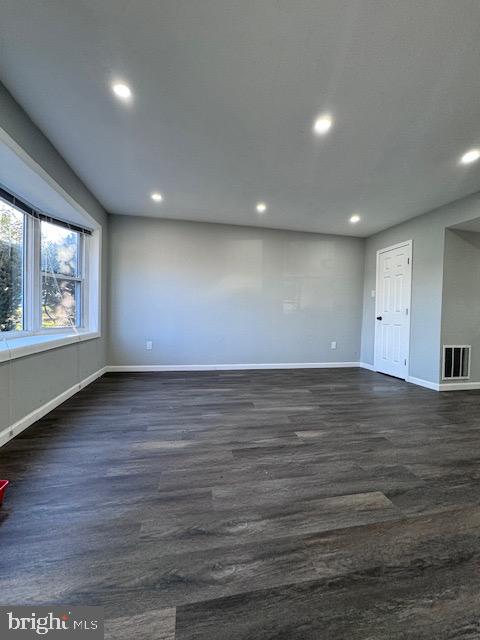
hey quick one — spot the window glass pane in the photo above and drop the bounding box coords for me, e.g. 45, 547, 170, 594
42, 276, 77, 328
0, 200, 24, 332
41, 220, 79, 277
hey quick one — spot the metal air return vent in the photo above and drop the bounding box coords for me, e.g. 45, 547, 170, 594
442, 345, 471, 380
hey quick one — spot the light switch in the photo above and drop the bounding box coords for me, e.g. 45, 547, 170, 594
146, 340, 153, 351
331, 341, 337, 350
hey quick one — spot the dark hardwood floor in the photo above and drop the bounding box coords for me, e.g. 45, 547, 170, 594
1, 368, 480, 639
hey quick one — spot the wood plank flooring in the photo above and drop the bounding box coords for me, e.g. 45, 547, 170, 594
1, 368, 480, 638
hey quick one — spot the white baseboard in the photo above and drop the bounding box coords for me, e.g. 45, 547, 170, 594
359, 362, 375, 371
438, 381, 480, 391
360, 367, 441, 391
107, 361, 362, 373
0, 366, 108, 448
404, 376, 480, 391
405, 375, 440, 391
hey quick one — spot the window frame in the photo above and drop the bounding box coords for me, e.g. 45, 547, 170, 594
0, 204, 28, 337
39, 220, 86, 331
1, 196, 94, 339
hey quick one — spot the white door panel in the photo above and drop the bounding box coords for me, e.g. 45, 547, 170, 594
374, 241, 412, 379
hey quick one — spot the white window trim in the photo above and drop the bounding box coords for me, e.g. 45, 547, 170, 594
1, 205, 102, 361
0, 330, 100, 363
0, 128, 103, 362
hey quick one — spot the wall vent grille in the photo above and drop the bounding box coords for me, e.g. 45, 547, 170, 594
442, 345, 471, 380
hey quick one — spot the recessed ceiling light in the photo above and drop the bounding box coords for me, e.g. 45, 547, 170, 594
151, 192, 163, 202
349, 214, 361, 224
112, 82, 132, 100
256, 202, 267, 213
313, 114, 333, 136
460, 148, 480, 165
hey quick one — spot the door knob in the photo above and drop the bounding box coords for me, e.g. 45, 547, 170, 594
376, 316, 382, 320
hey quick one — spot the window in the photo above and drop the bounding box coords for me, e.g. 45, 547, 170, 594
41, 221, 83, 329
0, 201, 24, 332
0, 189, 97, 343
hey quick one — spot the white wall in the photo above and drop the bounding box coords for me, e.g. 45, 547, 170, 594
108, 215, 365, 367
0, 83, 108, 438
441, 229, 480, 383
361, 191, 480, 385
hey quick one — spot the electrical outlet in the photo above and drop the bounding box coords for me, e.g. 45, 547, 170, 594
331, 341, 337, 350
146, 340, 153, 351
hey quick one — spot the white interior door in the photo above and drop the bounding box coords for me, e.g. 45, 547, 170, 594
374, 241, 412, 379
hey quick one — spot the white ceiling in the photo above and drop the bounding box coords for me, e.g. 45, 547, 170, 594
1, 0, 480, 237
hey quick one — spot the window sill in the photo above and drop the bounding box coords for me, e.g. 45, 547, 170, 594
0, 330, 100, 363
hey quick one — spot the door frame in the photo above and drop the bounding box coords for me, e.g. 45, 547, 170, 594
374, 239, 413, 380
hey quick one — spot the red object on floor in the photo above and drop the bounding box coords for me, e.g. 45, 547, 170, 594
0, 480, 9, 506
